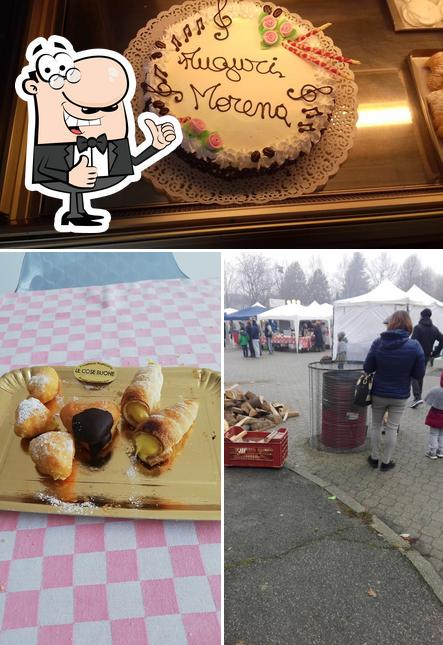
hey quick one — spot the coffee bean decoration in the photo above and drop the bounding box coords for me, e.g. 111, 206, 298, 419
141, 81, 148, 92
273, 7, 283, 17
151, 52, 162, 59
155, 41, 166, 49
263, 147, 275, 158
263, 4, 272, 14
251, 150, 261, 162
153, 100, 165, 108
159, 107, 170, 115
144, 98, 152, 110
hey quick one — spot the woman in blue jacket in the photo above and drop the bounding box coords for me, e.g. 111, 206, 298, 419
363, 310, 425, 472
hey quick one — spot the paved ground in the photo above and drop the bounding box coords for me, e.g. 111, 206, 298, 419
225, 346, 443, 578
225, 467, 443, 645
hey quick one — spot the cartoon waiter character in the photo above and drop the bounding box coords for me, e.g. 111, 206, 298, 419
15, 36, 182, 233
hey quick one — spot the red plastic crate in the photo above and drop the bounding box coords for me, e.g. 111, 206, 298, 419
224, 427, 288, 468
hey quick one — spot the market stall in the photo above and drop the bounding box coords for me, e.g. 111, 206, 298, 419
258, 302, 333, 353
333, 280, 443, 360
225, 303, 268, 346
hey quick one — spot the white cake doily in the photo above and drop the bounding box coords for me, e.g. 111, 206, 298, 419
124, 1, 358, 205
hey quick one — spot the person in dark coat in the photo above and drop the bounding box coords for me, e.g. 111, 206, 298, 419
245, 320, 255, 358
424, 372, 443, 459
251, 320, 261, 359
410, 308, 443, 407
313, 322, 324, 351
363, 310, 425, 472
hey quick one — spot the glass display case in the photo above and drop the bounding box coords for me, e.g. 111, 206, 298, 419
1, 0, 442, 247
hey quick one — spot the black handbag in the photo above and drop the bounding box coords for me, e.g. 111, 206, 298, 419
354, 372, 374, 407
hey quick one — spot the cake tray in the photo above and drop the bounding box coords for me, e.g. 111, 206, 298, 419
386, 0, 443, 32
408, 49, 443, 171
0, 366, 221, 520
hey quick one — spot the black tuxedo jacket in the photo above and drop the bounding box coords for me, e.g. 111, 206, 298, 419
33, 138, 157, 185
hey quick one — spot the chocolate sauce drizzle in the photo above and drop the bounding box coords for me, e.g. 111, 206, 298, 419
213, 0, 232, 41
287, 84, 333, 103
146, 64, 183, 103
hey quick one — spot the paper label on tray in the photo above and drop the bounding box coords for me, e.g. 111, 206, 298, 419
73, 362, 116, 385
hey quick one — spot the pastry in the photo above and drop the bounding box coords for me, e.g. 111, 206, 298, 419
121, 362, 163, 427
425, 52, 443, 92
143, 1, 343, 177
425, 51, 443, 75
428, 89, 443, 138
402, 0, 443, 27
29, 431, 74, 480
27, 366, 59, 403
60, 400, 120, 460
14, 397, 52, 438
134, 399, 199, 467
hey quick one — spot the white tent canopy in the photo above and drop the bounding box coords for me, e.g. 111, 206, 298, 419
258, 301, 333, 352
224, 308, 238, 316
405, 285, 443, 331
333, 280, 443, 360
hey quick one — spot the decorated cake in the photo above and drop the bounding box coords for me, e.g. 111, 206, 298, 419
143, 0, 355, 176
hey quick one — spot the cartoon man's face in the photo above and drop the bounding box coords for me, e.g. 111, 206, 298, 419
24, 54, 129, 144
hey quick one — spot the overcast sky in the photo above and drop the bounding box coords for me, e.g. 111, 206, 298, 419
223, 249, 442, 276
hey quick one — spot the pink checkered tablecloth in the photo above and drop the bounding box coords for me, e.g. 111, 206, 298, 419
0, 278, 221, 645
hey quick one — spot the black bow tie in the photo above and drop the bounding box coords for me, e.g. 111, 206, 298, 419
76, 134, 108, 154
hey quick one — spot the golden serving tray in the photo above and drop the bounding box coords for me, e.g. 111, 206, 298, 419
408, 49, 443, 171
0, 366, 221, 521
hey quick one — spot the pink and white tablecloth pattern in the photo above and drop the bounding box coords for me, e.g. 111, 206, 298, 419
0, 278, 221, 645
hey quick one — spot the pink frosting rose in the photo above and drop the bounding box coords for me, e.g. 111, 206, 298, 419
262, 15, 277, 30
263, 30, 278, 45
207, 132, 223, 150
188, 118, 206, 135
279, 21, 293, 37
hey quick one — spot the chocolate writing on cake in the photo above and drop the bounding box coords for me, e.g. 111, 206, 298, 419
178, 48, 285, 82
213, 0, 232, 41
146, 64, 183, 103
190, 82, 291, 128
287, 84, 333, 133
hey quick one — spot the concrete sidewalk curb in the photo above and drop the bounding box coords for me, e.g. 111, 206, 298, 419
286, 463, 443, 606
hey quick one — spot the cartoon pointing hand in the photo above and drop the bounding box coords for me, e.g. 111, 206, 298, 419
144, 118, 177, 151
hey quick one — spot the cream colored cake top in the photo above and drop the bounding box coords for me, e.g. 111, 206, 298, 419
145, 1, 338, 170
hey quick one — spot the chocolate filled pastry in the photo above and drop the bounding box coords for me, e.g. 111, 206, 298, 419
14, 397, 52, 438
27, 367, 59, 404
134, 399, 199, 467
60, 401, 120, 461
29, 431, 74, 480
121, 362, 163, 427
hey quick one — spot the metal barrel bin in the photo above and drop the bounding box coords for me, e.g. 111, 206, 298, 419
309, 361, 368, 452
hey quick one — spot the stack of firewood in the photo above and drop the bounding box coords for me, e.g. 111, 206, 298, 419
224, 387, 299, 432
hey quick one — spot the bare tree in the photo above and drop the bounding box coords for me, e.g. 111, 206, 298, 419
397, 255, 423, 291
234, 253, 275, 306
367, 252, 398, 287
273, 261, 288, 296
224, 261, 239, 308
433, 275, 443, 302
418, 267, 436, 294
329, 254, 349, 300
